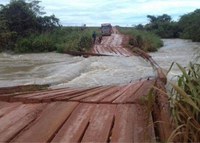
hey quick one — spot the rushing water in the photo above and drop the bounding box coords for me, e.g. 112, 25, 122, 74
0, 39, 199, 88
150, 39, 200, 81
0, 52, 154, 88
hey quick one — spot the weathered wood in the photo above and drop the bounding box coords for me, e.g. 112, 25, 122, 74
0, 102, 22, 118
111, 104, 155, 142
152, 80, 172, 142
113, 81, 144, 103
126, 80, 155, 103
0, 103, 45, 142
101, 84, 131, 103
81, 104, 116, 142
64, 50, 111, 57
54, 87, 102, 100
12, 102, 78, 142
69, 87, 111, 101
52, 103, 94, 142
83, 86, 120, 102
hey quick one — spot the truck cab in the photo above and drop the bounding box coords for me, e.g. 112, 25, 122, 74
101, 23, 112, 36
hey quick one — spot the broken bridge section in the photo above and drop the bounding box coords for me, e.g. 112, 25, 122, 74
0, 80, 156, 142
0, 27, 172, 142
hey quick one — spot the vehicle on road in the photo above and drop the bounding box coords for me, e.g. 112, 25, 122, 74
101, 23, 112, 36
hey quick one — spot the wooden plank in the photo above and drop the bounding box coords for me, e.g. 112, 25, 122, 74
152, 80, 172, 142
0, 104, 45, 139
132, 104, 156, 142
0, 103, 46, 142
69, 87, 111, 101
126, 80, 155, 103
113, 81, 144, 103
12, 88, 67, 98
81, 104, 116, 142
12, 102, 79, 142
83, 86, 120, 102
0, 102, 22, 118
111, 104, 134, 142
54, 87, 102, 100
111, 104, 155, 142
28, 89, 80, 100
101, 84, 132, 103
52, 103, 95, 142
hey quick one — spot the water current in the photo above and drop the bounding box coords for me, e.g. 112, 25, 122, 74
0, 39, 199, 89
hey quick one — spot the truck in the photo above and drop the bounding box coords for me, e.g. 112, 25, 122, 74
101, 23, 112, 36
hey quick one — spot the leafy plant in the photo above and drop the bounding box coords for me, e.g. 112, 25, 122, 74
119, 27, 163, 52
167, 63, 200, 142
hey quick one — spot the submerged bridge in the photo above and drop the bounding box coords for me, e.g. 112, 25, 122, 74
0, 28, 172, 142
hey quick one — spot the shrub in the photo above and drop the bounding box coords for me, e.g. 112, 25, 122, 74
119, 27, 163, 52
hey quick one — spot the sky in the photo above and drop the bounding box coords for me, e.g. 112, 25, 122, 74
1, 0, 200, 26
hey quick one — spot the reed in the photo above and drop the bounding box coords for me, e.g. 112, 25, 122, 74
167, 63, 200, 142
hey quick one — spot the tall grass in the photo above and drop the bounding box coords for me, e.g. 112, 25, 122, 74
15, 27, 100, 53
167, 63, 200, 142
118, 27, 163, 52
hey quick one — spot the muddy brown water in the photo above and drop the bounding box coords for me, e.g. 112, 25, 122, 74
0, 39, 199, 89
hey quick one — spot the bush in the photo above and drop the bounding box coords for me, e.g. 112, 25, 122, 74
15, 34, 56, 53
119, 27, 163, 52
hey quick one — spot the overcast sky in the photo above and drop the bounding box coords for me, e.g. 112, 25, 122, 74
1, 0, 200, 26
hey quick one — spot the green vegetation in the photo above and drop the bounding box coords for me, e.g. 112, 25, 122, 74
135, 9, 200, 42
179, 9, 200, 42
166, 63, 200, 142
0, 0, 60, 52
119, 27, 163, 52
15, 27, 98, 53
143, 14, 180, 38
0, 0, 98, 53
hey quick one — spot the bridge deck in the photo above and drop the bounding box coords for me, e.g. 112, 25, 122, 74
0, 80, 156, 142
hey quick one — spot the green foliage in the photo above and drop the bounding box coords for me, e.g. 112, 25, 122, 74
141, 14, 180, 38
15, 34, 56, 53
179, 9, 200, 42
55, 27, 95, 53
167, 63, 200, 142
14, 27, 95, 53
0, 0, 60, 52
119, 27, 163, 52
136, 10, 200, 41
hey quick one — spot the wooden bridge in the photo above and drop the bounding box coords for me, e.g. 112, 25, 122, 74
0, 29, 172, 142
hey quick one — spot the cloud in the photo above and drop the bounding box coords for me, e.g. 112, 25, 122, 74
1, 0, 200, 26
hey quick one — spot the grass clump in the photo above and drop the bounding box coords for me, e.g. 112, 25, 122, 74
167, 63, 200, 142
118, 27, 163, 52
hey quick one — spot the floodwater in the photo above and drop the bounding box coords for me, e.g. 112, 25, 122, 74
0, 39, 199, 88
150, 39, 200, 81
0, 52, 154, 88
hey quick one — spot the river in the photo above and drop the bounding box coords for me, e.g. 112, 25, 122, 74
0, 39, 199, 88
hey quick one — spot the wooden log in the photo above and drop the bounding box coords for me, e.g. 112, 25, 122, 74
64, 50, 111, 57
152, 80, 173, 142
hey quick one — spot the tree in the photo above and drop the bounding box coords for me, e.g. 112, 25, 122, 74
145, 14, 180, 38
179, 9, 200, 41
0, 0, 61, 51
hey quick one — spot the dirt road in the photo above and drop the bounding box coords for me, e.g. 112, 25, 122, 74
92, 27, 133, 56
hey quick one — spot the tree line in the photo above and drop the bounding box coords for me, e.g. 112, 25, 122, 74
0, 0, 60, 52
135, 9, 200, 42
